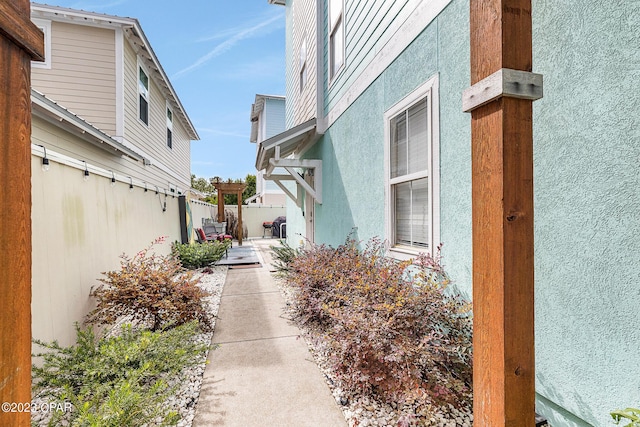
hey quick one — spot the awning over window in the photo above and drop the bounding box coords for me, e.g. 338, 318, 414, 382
255, 117, 322, 205
255, 118, 317, 171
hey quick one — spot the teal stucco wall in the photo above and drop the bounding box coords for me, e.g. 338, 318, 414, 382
286, 0, 640, 425
532, 1, 640, 425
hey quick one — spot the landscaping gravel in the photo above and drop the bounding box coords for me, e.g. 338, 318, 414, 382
30, 265, 227, 427
33, 262, 475, 426
273, 274, 473, 427
165, 266, 227, 427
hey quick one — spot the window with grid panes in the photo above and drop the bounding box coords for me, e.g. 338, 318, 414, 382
385, 76, 439, 254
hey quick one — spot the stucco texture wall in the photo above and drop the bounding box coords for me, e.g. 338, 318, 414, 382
532, 1, 640, 425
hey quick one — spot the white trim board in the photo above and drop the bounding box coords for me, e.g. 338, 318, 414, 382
326, 0, 453, 129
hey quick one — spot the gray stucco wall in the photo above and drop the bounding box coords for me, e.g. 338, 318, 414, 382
287, 1, 640, 425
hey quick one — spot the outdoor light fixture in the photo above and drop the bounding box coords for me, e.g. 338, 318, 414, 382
110, 171, 116, 186
155, 186, 159, 195
40, 145, 50, 172
83, 161, 89, 181
144, 182, 148, 192
129, 177, 134, 192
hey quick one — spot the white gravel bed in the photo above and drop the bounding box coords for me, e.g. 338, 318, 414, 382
165, 265, 227, 427
31, 265, 228, 427
273, 274, 473, 427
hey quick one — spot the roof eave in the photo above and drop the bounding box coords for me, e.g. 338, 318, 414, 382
31, 89, 144, 162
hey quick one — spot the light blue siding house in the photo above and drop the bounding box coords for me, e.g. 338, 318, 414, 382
257, 1, 640, 425
249, 94, 288, 205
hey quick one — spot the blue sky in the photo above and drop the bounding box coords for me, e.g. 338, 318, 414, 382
44, 0, 286, 181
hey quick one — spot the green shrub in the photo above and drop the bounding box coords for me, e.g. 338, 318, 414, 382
269, 241, 299, 274
33, 322, 209, 427
172, 240, 230, 269
86, 237, 213, 332
285, 237, 472, 411
612, 408, 640, 426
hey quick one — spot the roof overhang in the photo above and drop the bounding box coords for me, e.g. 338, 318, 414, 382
30, 3, 199, 141
31, 89, 144, 162
255, 117, 318, 171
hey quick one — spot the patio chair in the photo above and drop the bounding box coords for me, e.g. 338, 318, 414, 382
202, 224, 233, 247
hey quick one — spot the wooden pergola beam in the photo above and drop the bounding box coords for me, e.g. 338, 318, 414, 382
467, 0, 538, 425
213, 181, 247, 245
0, 1, 44, 426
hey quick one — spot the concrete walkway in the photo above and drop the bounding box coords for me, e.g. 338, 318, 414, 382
193, 240, 347, 427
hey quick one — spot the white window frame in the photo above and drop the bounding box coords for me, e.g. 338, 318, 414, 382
384, 74, 440, 260
166, 102, 173, 149
299, 36, 308, 92
31, 18, 51, 69
137, 60, 150, 126
328, 0, 344, 82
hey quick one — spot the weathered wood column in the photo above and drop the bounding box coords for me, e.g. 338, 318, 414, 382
463, 1, 543, 425
0, 1, 44, 426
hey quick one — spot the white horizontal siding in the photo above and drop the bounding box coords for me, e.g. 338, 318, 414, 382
324, 0, 425, 115
265, 97, 286, 139
286, 0, 317, 128
122, 41, 191, 187
31, 21, 117, 135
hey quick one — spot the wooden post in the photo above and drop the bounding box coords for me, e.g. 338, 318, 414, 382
466, 0, 538, 425
237, 190, 243, 246
217, 191, 224, 223
0, 1, 44, 426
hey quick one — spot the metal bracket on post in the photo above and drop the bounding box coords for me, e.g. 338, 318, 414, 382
462, 68, 543, 112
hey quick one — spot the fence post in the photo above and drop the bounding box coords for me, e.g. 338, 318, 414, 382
0, 2, 44, 425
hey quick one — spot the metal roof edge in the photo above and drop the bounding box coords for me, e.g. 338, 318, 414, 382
31, 89, 144, 161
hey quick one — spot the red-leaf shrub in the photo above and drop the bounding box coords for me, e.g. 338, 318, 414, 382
86, 237, 213, 332
283, 237, 472, 409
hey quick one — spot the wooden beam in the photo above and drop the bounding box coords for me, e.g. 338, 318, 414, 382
468, 0, 536, 425
0, 1, 44, 426
0, 1, 44, 61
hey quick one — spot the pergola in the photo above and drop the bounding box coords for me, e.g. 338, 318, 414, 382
213, 180, 247, 246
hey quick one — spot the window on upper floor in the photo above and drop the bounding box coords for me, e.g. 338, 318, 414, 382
31, 18, 51, 69
329, 0, 344, 81
300, 37, 307, 92
166, 104, 173, 149
385, 76, 440, 257
138, 65, 149, 125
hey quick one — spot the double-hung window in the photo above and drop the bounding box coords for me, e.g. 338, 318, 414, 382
138, 65, 149, 125
328, 0, 344, 80
385, 76, 439, 256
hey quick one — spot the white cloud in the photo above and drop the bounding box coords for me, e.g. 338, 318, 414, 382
172, 11, 284, 80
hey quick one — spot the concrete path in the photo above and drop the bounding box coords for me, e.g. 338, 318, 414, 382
193, 240, 347, 427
